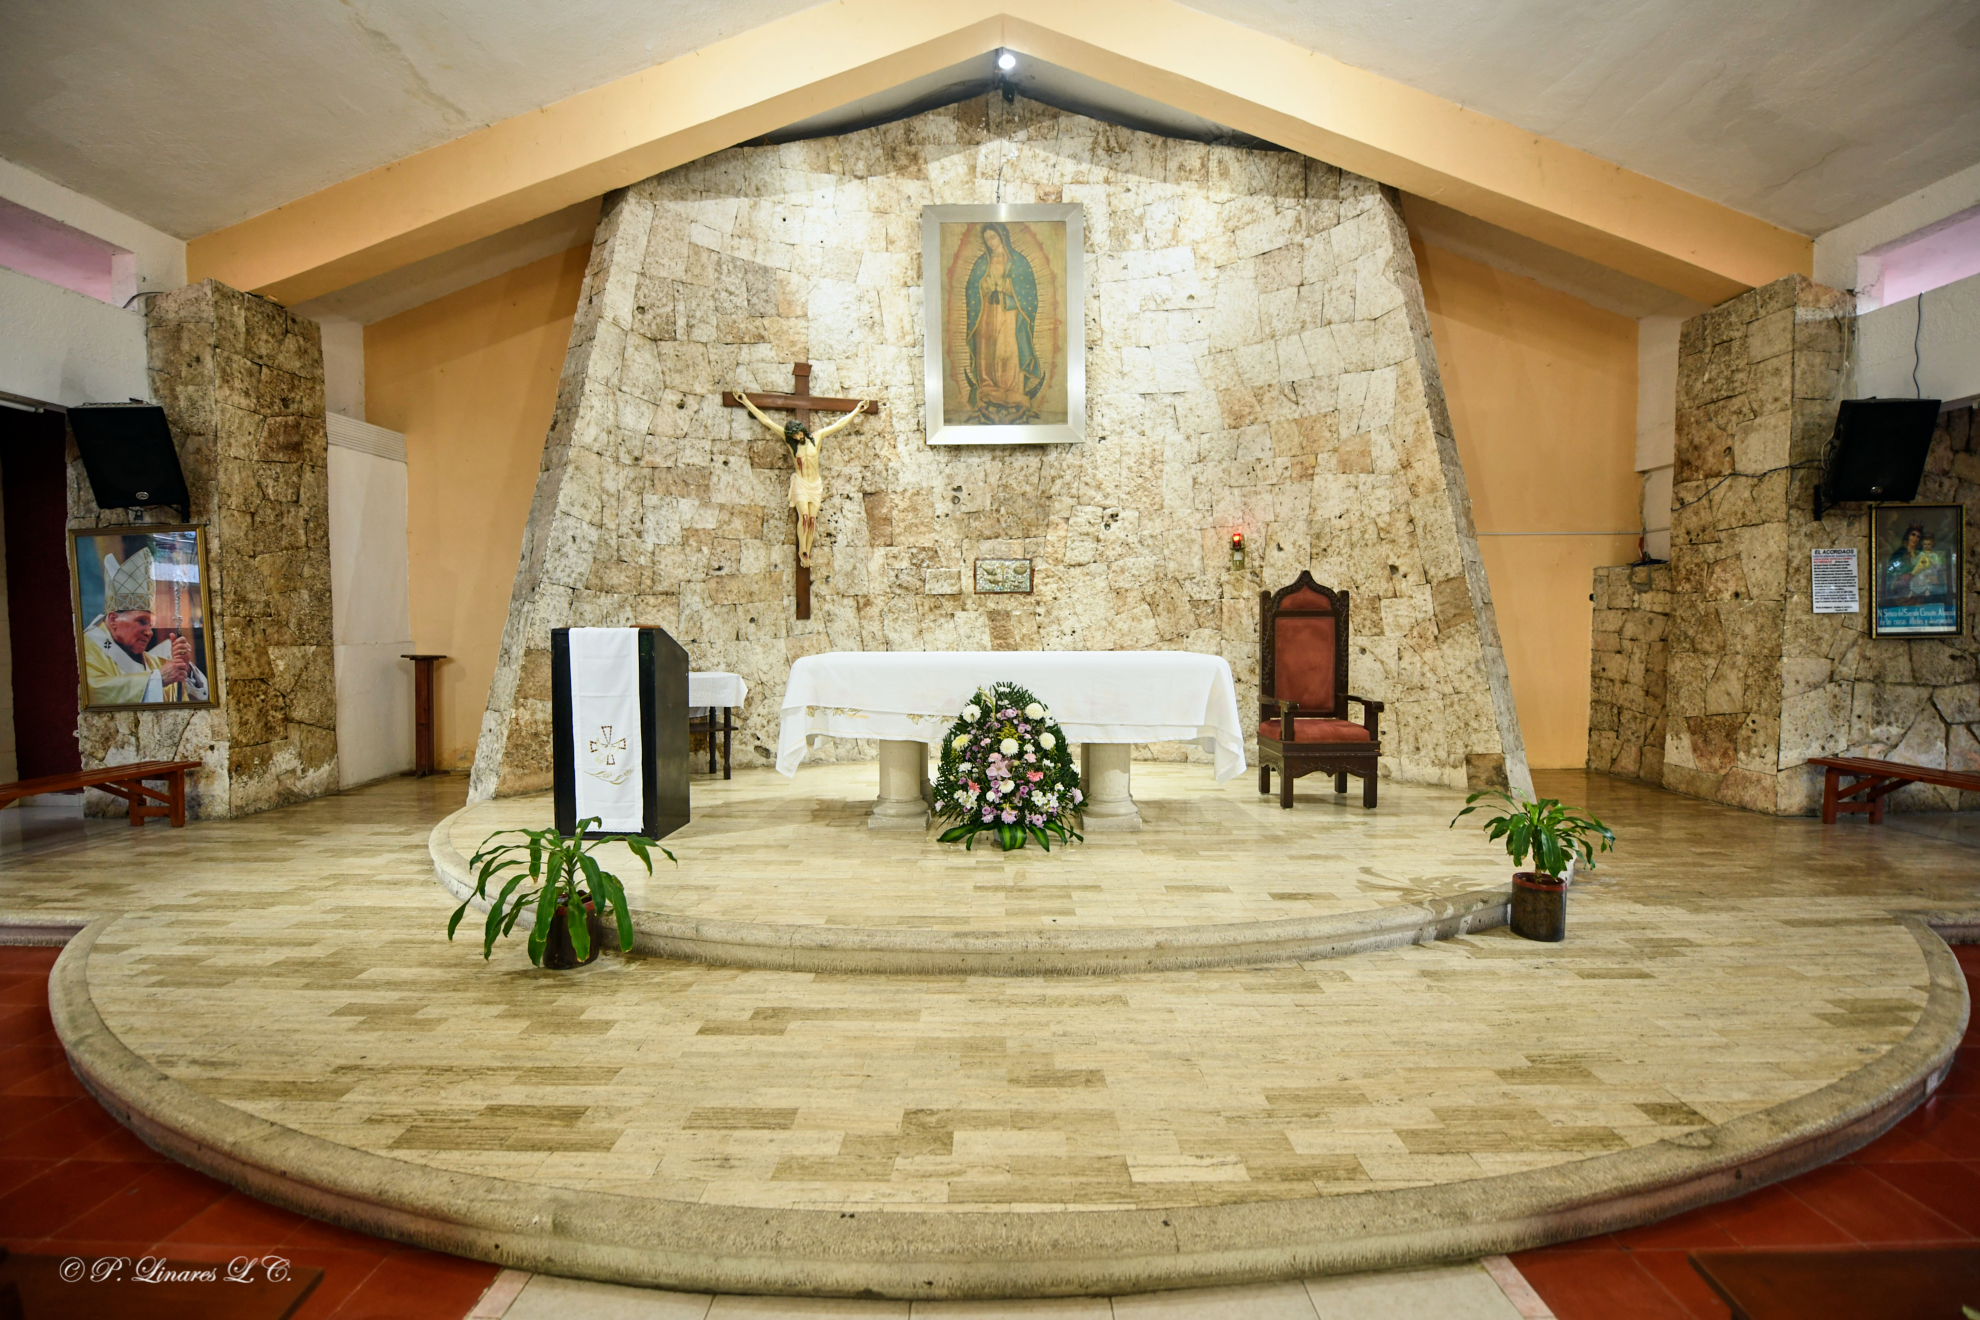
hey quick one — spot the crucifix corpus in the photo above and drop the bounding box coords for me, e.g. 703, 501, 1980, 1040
725, 362, 878, 619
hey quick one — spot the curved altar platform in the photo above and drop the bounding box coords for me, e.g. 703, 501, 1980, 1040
51, 906, 1967, 1299
18, 771, 1977, 1300
430, 764, 1514, 974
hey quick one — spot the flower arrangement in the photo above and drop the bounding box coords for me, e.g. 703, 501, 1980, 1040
933, 682, 1083, 851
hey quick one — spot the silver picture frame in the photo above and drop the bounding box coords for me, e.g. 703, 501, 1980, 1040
921, 203, 1085, 446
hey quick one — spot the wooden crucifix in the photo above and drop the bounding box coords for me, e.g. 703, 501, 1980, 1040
724, 363, 878, 619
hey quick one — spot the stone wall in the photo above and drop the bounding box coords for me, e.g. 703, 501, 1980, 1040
1587, 562, 1672, 784
70, 280, 339, 817
1654, 272, 1978, 814
1778, 400, 1979, 812
470, 98, 1530, 801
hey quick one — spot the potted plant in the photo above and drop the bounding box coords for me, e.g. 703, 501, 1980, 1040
1450, 789, 1613, 942
446, 817, 673, 968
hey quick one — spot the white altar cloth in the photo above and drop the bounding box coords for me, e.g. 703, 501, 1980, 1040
777, 651, 1246, 781
688, 671, 748, 708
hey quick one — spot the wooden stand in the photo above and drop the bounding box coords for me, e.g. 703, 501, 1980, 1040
688, 706, 735, 778
401, 654, 447, 776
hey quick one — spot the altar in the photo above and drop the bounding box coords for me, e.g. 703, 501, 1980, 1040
777, 650, 1246, 831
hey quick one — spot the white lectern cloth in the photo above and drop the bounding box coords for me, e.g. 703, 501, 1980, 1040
568, 627, 643, 833
778, 651, 1246, 781
688, 671, 748, 708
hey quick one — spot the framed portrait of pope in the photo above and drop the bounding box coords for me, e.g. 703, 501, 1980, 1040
921, 203, 1085, 445
70, 525, 215, 710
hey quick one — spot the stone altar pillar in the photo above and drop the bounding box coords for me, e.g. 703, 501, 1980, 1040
1079, 743, 1142, 832
870, 739, 930, 831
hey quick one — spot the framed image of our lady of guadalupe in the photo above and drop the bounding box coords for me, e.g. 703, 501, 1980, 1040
1870, 504, 1964, 637
922, 204, 1084, 445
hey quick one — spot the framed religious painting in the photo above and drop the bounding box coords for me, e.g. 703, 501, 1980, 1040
70, 524, 216, 710
1869, 504, 1964, 637
922, 203, 1085, 445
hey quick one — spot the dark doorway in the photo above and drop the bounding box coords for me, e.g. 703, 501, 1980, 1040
0, 406, 81, 779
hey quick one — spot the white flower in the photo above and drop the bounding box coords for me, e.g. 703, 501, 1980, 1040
963, 705, 980, 723
1000, 737, 1019, 756
1040, 732, 1056, 750
953, 734, 969, 750
1025, 703, 1044, 719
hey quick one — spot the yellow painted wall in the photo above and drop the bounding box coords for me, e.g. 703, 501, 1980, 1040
365, 246, 588, 769
1412, 242, 1640, 768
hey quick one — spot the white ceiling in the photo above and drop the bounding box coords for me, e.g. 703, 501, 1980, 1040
3, 0, 1976, 243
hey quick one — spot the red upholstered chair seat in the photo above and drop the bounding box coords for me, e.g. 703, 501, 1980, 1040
1259, 718, 1373, 744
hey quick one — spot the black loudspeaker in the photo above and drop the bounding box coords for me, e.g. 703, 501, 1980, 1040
67, 404, 189, 518
550, 626, 690, 841
1818, 398, 1942, 517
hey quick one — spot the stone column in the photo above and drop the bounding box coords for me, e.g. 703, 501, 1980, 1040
1079, 743, 1141, 832
71, 280, 338, 819
869, 739, 929, 830
1656, 275, 1979, 814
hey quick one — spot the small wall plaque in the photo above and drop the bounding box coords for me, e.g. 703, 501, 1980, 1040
974, 558, 1034, 594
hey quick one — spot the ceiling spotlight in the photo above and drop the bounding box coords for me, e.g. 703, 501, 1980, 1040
997, 51, 1017, 71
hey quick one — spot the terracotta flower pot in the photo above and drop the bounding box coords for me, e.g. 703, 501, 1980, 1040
542, 899, 605, 969
1510, 872, 1567, 942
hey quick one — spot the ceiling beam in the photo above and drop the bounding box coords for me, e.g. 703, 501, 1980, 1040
188, 0, 1810, 308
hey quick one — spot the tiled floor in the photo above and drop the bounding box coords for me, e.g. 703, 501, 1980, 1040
448, 765, 1522, 931
0, 943, 500, 1320
2, 767, 1976, 1317
1512, 942, 1980, 1320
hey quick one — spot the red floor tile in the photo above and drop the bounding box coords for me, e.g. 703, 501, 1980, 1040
0, 976, 49, 1005
1610, 1204, 1740, 1252
280, 1248, 393, 1320
1511, 1248, 1696, 1320
321, 1249, 501, 1320
1706, 1184, 1855, 1248
0, 1041, 68, 1077
2, 1061, 88, 1098
159, 1190, 313, 1249
1914, 1095, 1980, 1150
0, 1094, 78, 1140
1630, 1248, 1733, 1319
1855, 1161, 1980, 1236
68, 1121, 174, 1164
281, 1212, 408, 1253
1849, 1106, 1968, 1163
0, 1003, 55, 1048
0, 1158, 148, 1239
0, 1158, 58, 1198
0, 949, 498, 1320
61, 1160, 234, 1243
1789, 1162, 1973, 1244
5, 1093, 127, 1150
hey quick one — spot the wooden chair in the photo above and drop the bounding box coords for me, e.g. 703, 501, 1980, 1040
1257, 571, 1383, 808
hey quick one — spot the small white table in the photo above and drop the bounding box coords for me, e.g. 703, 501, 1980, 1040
777, 651, 1246, 831
688, 671, 748, 779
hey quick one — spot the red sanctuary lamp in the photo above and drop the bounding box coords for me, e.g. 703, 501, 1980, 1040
1229, 531, 1246, 570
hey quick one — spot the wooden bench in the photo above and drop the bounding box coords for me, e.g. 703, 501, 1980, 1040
0, 760, 202, 827
1808, 755, 1980, 824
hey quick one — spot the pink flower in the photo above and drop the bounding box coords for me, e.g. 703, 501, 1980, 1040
1028, 771, 1044, 782
1071, 788, 1083, 803
982, 807, 995, 821
1001, 809, 1017, 823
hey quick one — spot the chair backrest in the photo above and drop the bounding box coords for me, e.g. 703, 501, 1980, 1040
1260, 571, 1349, 719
